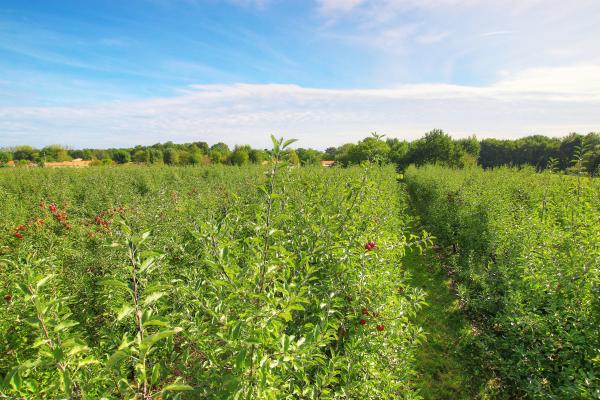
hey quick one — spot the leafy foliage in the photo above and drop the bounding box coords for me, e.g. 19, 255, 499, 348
0, 141, 428, 398
405, 164, 600, 398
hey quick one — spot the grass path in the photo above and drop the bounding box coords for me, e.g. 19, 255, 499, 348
404, 231, 473, 399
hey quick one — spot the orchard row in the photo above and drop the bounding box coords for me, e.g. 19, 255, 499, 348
1, 141, 429, 399
405, 165, 599, 398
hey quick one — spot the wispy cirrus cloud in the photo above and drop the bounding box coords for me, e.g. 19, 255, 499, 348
480, 30, 513, 37
316, 0, 366, 13
415, 31, 451, 44
313, 0, 600, 86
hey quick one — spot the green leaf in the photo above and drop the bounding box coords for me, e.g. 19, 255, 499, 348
163, 383, 193, 391
116, 305, 134, 321
15, 282, 30, 295
118, 333, 133, 350
143, 291, 165, 306
235, 348, 247, 370
279, 310, 292, 322
67, 345, 89, 357
32, 338, 50, 348
9, 370, 22, 391
140, 328, 182, 352
282, 335, 290, 353
145, 283, 171, 294
139, 257, 157, 274
60, 369, 72, 396
36, 274, 54, 290
77, 357, 99, 368
107, 349, 129, 369
100, 278, 131, 293
119, 222, 132, 235
151, 363, 160, 385
270, 135, 279, 152
282, 138, 298, 149
143, 319, 169, 328
54, 320, 79, 332
230, 322, 243, 340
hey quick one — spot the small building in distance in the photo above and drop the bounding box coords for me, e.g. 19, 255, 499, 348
320, 160, 335, 167
44, 158, 92, 168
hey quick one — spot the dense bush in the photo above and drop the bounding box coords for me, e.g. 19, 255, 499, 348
0, 140, 427, 398
405, 165, 599, 398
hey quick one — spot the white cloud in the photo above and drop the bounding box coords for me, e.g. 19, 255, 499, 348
317, 0, 545, 15
480, 30, 513, 37
226, 0, 270, 8
316, 0, 366, 14
1, 64, 598, 149
415, 31, 451, 44
314, 0, 600, 86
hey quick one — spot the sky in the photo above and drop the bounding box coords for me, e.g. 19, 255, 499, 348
1, 0, 599, 149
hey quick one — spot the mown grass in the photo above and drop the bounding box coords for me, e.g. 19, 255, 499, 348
403, 229, 472, 399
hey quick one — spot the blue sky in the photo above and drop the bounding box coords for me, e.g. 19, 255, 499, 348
1, 0, 599, 148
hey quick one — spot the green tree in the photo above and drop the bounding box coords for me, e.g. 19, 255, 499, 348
13, 145, 39, 162
163, 148, 180, 165
82, 149, 94, 160
386, 138, 409, 166
0, 151, 12, 163
210, 143, 231, 164
191, 141, 209, 154
324, 147, 337, 160
149, 149, 164, 164
456, 135, 480, 157
178, 150, 192, 165
583, 132, 600, 174
515, 135, 560, 170
112, 150, 131, 164
133, 150, 150, 164
347, 134, 390, 164
334, 143, 356, 166
230, 145, 251, 166
479, 139, 515, 168
68, 149, 84, 159
249, 149, 268, 164
296, 148, 323, 165
408, 129, 459, 167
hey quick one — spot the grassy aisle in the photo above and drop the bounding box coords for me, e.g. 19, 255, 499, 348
404, 234, 473, 399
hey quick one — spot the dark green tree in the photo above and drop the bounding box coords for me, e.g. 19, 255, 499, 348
13, 145, 39, 162
210, 143, 231, 164
112, 149, 131, 164
230, 145, 251, 166
163, 148, 180, 165
249, 149, 268, 164
296, 148, 324, 165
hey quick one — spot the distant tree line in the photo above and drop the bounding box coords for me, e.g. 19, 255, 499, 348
0, 141, 322, 167
328, 130, 599, 174
1, 131, 598, 174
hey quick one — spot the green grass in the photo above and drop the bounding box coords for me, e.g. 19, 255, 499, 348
404, 239, 472, 399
